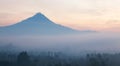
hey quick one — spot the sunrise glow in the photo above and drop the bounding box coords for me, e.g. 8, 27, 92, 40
0, 0, 120, 32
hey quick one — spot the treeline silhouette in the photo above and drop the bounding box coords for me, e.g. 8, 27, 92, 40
0, 51, 120, 66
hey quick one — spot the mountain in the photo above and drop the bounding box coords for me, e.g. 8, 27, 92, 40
0, 13, 94, 36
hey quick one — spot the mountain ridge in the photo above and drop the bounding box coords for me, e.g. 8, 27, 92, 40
0, 13, 84, 36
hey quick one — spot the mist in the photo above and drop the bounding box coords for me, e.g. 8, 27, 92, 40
0, 32, 120, 54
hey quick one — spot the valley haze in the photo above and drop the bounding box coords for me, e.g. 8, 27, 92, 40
0, 13, 120, 54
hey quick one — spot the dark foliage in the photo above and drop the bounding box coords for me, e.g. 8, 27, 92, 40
0, 51, 120, 66
17, 51, 31, 66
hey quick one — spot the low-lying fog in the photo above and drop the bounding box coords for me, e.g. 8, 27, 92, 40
0, 32, 120, 54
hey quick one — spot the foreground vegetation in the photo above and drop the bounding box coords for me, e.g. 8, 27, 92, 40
0, 51, 120, 66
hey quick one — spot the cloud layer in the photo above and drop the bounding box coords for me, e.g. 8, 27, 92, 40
0, 33, 120, 54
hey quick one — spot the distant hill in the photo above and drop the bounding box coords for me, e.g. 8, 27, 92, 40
0, 13, 95, 36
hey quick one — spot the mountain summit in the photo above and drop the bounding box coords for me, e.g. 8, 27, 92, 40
0, 13, 81, 36
26, 13, 54, 23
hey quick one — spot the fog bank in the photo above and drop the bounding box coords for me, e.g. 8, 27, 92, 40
0, 32, 120, 54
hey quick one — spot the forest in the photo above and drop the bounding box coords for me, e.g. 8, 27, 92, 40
0, 50, 120, 66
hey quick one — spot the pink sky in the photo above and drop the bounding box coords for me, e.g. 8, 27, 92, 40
0, 0, 120, 32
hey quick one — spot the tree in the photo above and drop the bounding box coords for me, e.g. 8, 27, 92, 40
87, 54, 107, 66
17, 51, 31, 66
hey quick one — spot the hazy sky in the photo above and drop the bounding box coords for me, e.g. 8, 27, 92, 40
0, 0, 120, 32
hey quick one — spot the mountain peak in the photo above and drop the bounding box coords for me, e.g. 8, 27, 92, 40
34, 12, 43, 16
0, 12, 96, 36
32, 12, 45, 18
25, 12, 53, 24
33, 12, 49, 20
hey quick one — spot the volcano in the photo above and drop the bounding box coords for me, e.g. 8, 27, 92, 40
0, 13, 94, 36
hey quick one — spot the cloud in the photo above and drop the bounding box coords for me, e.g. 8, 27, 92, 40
0, 33, 120, 54
106, 20, 120, 25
